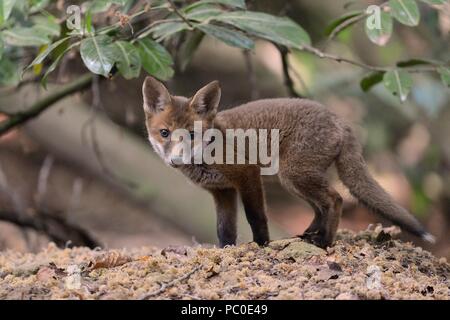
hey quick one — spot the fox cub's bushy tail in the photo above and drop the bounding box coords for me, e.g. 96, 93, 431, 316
335, 126, 435, 243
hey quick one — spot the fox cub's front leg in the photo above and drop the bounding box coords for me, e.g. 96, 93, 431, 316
234, 168, 270, 246
210, 188, 238, 247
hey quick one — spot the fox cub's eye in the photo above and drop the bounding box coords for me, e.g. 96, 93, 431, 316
160, 129, 170, 138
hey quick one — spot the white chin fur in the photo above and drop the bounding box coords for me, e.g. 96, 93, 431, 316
148, 137, 165, 159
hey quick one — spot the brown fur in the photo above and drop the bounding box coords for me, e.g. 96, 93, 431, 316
142, 76, 432, 248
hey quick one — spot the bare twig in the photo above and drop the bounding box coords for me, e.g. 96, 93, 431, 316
140, 265, 201, 299
184, 293, 203, 300
133, 18, 182, 40
166, 0, 194, 29
289, 65, 312, 99
300, 44, 443, 73
276, 45, 304, 98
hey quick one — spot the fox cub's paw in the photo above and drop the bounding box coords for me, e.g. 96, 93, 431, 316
300, 232, 332, 249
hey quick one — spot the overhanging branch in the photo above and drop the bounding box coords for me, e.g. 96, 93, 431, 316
0, 73, 93, 136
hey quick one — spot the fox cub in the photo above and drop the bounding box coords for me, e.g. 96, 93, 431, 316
142, 76, 434, 248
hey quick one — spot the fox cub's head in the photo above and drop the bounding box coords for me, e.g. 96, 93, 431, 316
142, 76, 221, 166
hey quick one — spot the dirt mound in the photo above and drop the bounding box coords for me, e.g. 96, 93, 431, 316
0, 226, 449, 300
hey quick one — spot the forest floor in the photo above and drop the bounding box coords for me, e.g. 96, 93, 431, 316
0, 226, 449, 300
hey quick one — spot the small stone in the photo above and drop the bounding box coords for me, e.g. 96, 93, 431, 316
268, 238, 298, 250
278, 240, 326, 262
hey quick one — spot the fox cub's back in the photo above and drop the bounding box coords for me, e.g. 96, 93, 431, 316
217, 98, 346, 145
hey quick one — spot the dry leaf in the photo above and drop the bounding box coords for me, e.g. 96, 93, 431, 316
88, 251, 131, 270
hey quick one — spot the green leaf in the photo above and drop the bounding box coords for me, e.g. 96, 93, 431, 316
26, 36, 70, 69
325, 11, 362, 37
85, 10, 93, 34
197, 24, 254, 49
42, 42, 80, 88
420, 0, 447, 5
214, 11, 311, 48
383, 70, 413, 102
113, 41, 141, 79
138, 38, 174, 80
184, 0, 245, 12
0, 0, 15, 26
438, 67, 450, 87
0, 57, 19, 86
360, 71, 385, 92
2, 27, 51, 46
389, 0, 420, 26
149, 22, 187, 41
185, 4, 225, 22
207, 0, 246, 8
177, 31, 204, 72
396, 59, 434, 67
80, 35, 118, 77
365, 11, 393, 46
33, 45, 47, 76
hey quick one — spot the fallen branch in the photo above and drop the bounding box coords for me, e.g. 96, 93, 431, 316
140, 265, 202, 299
0, 73, 93, 136
0, 209, 100, 249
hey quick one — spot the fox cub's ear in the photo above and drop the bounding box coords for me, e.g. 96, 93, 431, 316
142, 76, 171, 114
190, 81, 221, 117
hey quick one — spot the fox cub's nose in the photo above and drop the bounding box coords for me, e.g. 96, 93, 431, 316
169, 155, 184, 166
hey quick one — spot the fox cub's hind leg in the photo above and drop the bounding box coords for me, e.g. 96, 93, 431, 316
280, 171, 343, 248
210, 188, 238, 248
